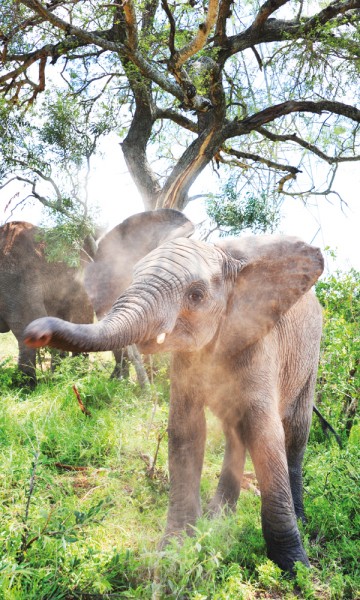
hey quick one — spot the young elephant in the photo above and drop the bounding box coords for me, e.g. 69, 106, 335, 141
24, 234, 324, 572
83, 208, 194, 379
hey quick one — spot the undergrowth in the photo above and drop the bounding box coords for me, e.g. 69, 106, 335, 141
0, 356, 358, 599
0, 269, 359, 598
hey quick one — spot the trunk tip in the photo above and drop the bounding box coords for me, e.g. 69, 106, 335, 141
23, 317, 60, 348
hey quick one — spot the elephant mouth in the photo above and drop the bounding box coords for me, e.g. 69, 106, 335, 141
138, 319, 199, 354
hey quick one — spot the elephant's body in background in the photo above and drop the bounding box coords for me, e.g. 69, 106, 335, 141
0, 221, 93, 385
24, 233, 324, 572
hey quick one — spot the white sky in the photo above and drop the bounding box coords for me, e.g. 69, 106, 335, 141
1, 143, 359, 275
88, 147, 360, 275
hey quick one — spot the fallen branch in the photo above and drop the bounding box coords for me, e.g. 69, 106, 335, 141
17, 451, 41, 562
54, 463, 89, 471
313, 405, 342, 448
72, 384, 92, 417
139, 431, 167, 479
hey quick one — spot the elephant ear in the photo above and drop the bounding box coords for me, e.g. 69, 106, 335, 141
84, 209, 194, 317
215, 235, 324, 351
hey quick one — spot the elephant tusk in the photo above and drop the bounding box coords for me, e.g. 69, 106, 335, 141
157, 332, 166, 344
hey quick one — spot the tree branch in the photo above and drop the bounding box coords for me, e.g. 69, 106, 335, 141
141, 0, 160, 36
252, 0, 290, 29
121, 0, 138, 49
161, 0, 176, 56
155, 108, 198, 133
224, 0, 360, 57
18, 0, 213, 110
302, 0, 360, 34
257, 126, 360, 164
173, 0, 219, 68
225, 100, 360, 138
220, 146, 301, 176
1, 169, 77, 220
214, 0, 233, 47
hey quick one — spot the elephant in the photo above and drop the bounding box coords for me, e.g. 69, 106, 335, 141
0, 221, 94, 386
83, 208, 194, 379
24, 233, 324, 572
84, 208, 195, 318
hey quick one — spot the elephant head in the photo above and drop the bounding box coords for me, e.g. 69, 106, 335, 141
24, 234, 323, 357
24, 233, 324, 572
84, 208, 194, 319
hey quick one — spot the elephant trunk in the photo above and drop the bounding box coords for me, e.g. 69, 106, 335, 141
23, 281, 176, 354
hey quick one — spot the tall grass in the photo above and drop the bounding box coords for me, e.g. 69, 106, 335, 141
0, 268, 359, 598
0, 354, 358, 599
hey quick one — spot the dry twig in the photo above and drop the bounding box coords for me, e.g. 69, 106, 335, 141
72, 384, 92, 417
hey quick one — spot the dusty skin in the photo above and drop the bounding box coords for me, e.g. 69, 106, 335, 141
1, 210, 193, 384
0, 221, 93, 386
24, 233, 324, 572
83, 208, 194, 378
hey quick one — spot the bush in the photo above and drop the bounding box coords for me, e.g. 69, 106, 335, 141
314, 269, 359, 444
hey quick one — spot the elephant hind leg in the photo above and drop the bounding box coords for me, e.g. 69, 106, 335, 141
282, 374, 316, 522
243, 411, 309, 571
207, 426, 246, 516
111, 348, 130, 379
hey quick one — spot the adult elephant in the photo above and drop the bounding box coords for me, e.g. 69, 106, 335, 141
83, 208, 195, 379
24, 234, 324, 572
0, 221, 94, 386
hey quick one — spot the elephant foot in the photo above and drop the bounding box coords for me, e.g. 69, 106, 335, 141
268, 547, 310, 574
17, 371, 37, 389
158, 529, 185, 551
206, 497, 236, 518
206, 486, 239, 518
160, 512, 202, 550
265, 532, 310, 573
111, 365, 130, 379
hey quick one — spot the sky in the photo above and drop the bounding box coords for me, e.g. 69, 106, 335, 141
1, 142, 359, 276
80, 145, 360, 275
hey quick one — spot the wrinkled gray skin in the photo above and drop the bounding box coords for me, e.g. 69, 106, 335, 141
0, 221, 94, 386
84, 209, 194, 378
24, 235, 324, 572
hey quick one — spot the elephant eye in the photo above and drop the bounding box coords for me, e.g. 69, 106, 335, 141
187, 288, 205, 304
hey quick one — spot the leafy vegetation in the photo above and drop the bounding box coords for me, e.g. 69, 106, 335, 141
1, 2, 360, 217
315, 268, 359, 442
0, 269, 359, 599
206, 179, 280, 236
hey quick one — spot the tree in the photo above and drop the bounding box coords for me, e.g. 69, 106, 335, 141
0, 88, 119, 227
1, 0, 360, 216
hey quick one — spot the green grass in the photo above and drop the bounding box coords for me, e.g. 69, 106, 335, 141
0, 354, 359, 599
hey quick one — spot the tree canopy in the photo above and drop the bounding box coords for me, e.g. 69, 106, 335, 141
1, 0, 360, 221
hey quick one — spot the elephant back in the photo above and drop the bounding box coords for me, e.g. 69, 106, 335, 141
0, 222, 45, 272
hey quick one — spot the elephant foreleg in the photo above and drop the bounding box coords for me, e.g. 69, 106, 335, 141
242, 411, 309, 572
17, 341, 37, 387
163, 386, 206, 543
207, 426, 246, 516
